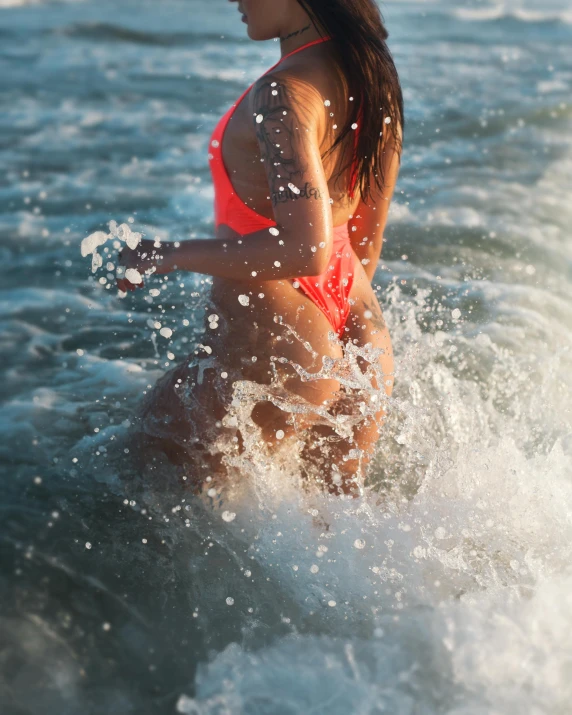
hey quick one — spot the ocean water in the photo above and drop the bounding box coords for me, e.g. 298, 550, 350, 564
1, 0, 571, 713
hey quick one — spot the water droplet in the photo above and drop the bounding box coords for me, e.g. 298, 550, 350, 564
238, 294, 250, 306
354, 538, 366, 550
159, 327, 173, 338
255, 114, 263, 124
176, 694, 195, 713
222, 511, 236, 523
125, 268, 142, 284
226, 597, 235, 606
269, 227, 280, 236
328, 600, 337, 607
85, 542, 92, 550
211, 139, 219, 147
275, 430, 285, 440
451, 308, 461, 320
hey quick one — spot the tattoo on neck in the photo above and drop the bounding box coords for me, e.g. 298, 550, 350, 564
279, 24, 311, 43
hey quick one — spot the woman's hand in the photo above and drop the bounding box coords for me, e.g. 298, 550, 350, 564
116, 239, 172, 292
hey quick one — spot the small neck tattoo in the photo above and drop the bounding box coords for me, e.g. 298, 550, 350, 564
279, 24, 312, 43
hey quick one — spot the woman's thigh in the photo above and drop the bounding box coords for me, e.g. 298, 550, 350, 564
246, 281, 346, 442
332, 262, 394, 464
265, 264, 395, 491
136, 269, 393, 482
346, 262, 394, 396
248, 267, 394, 445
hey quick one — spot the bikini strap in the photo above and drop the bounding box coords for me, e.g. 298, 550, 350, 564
280, 35, 332, 63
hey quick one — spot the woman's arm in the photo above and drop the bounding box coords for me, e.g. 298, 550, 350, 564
348, 123, 402, 282
118, 71, 333, 286
120, 223, 330, 283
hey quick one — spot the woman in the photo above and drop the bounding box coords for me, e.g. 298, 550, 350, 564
118, 0, 404, 494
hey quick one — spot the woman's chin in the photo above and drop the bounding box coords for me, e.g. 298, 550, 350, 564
243, 24, 275, 42
245, 26, 259, 41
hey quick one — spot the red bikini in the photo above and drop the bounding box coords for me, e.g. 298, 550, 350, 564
208, 36, 358, 336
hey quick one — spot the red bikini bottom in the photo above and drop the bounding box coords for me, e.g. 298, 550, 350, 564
293, 223, 356, 337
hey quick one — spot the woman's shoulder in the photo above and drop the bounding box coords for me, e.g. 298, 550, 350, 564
249, 78, 323, 142
249, 55, 340, 132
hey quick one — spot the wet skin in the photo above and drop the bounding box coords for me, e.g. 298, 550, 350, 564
120, 25, 401, 493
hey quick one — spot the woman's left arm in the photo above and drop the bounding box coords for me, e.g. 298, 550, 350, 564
118, 71, 332, 287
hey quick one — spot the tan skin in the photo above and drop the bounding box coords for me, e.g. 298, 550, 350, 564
118, 0, 401, 494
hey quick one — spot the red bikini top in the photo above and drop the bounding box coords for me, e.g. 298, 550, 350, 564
208, 36, 360, 233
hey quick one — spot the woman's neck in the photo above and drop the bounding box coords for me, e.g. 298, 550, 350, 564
278, 22, 325, 59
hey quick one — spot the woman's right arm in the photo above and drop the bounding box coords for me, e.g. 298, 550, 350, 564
348, 124, 402, 282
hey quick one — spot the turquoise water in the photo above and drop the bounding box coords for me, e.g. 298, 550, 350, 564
1, 0, 571, 713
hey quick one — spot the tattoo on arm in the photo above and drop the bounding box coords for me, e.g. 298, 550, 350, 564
252, 76, 322, 207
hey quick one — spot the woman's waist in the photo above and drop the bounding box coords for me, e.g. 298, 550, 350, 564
332, 221, 351, 244
210, 276, 293, 309
205, 279, 303, 347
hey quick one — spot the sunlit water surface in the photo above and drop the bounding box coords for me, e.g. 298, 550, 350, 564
1, 0, 571, 713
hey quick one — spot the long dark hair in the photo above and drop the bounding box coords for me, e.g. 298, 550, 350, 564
296, 0, 404, 203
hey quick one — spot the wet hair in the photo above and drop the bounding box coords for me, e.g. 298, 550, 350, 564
296, 0, 405, 202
